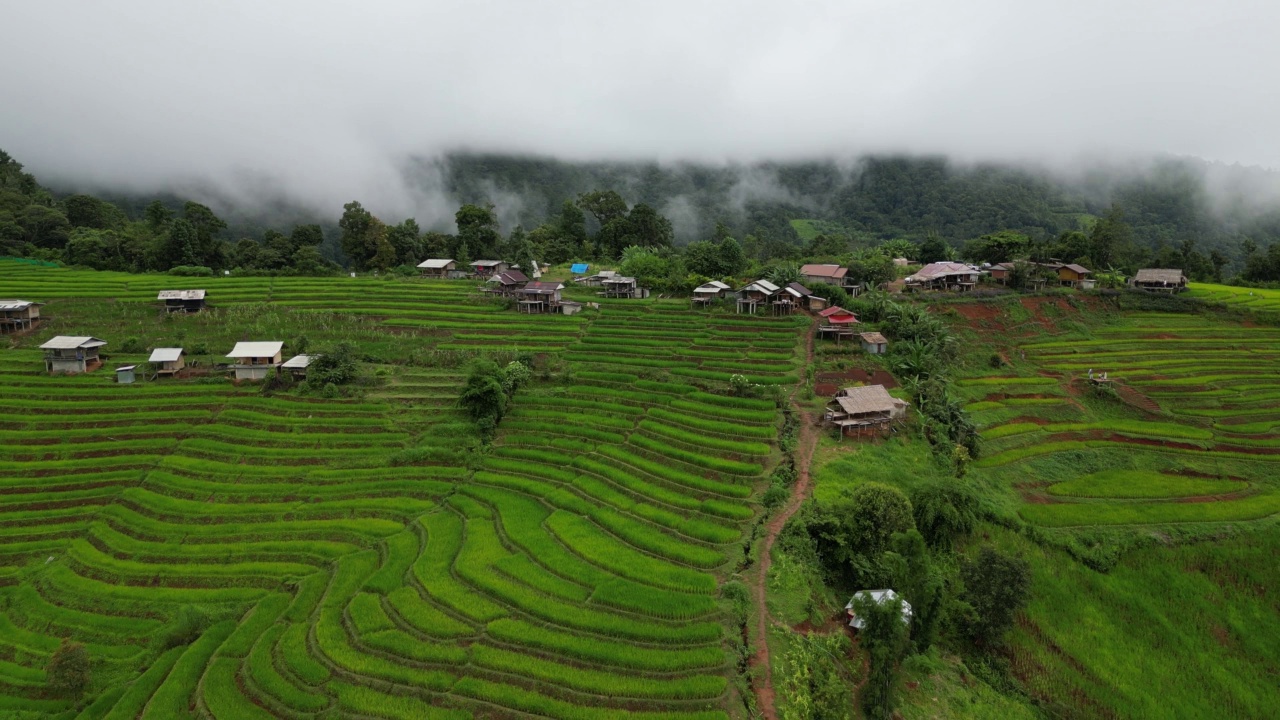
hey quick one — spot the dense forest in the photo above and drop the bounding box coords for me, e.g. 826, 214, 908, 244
5, 147, 1280, 284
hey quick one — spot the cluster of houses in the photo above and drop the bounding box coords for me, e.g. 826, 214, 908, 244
904, 260, 1189, 294
38, 334, 316, 383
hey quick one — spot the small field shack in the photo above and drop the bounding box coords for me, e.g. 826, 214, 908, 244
281, 354, 315, 379
471, 260, 509, 279
692, 281, 731, 307
817, 305, 860, 342
904, 262, 980, 292
824, 384, 909, 437
845, 589, 913, 630
736, 279, 780, 314
115, 365, 136, 384
149, 347, 185, 376
859, 331, 888, 354
602, 276, 644, 299
516, 281, 564, 313
41, 336, 107, 374
1130, 268, 1188, 293
801, 264, 860, 294
225, 341, 283, 381
0, 300, 42, 333
157, 289, 206, 312
418, 259, 467, 279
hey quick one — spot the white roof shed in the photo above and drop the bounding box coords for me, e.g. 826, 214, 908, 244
845, 589, 913, 630
225, 341, 283, 359
149, 348, 184, 363
40, 336, 107, 350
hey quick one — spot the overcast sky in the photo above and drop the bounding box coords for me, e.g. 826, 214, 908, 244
2, 0, 1278, 219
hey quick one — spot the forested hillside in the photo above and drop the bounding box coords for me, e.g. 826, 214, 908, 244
7, 148, 1280, 282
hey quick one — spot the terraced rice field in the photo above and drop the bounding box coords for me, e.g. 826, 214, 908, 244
961, 312, 1280, 528
1188, 282, 1280, 315
0, 263, 800, 718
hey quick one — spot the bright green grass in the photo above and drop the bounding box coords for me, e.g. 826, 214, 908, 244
1047, 470, 1247, 498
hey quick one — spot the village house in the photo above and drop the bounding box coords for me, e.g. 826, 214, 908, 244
281, 354, 315, 380
824, 384, 909, 437
990, 261, 1093, 289
0, 300, 42, 333
576, 270, 616, 287
801, 263, 864, 295
487, 269, 530, 296
784, 282, 819, 311
149, 347, 185, 376
736, 279, 780, 313
1130, 268, 1188, 293
904, 262, 981, 292
516, 281, 564, 313
691, 280, 731, 307
602, 276, 644, 299
470, 260, 509, 279
1055, 263, 1094, 289
417, 259, 467, 279
845, 589, 913, 630
40, 336, 107, 374
225, 341, 283, 381
859, 331, 889, 354
817, 305, 860, 342
157, 289, 206, 313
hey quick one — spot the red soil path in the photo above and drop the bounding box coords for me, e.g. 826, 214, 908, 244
751, 323, 819, 720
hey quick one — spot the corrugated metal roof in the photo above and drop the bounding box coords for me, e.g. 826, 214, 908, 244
0, 300, 40, 310
908, 262, 977, 281
116, 365, 136, 372
281, 354, 315, 369
741, 279, 779, 295
1061, 263, 1091, 275
491, 270, 529, 285
225, 341, 283, 358
157, 289, 206, 300
604, 276, 637, 284
522, 281, 564, 292
786, 282, 813, 296
417, 258, 454, 268
472, 259, 504, 267
40, 336, 106, 350
1134, 268, 1186, 284
149, 348, 184, 362
800, 264, 848, 279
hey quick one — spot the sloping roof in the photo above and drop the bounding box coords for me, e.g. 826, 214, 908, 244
694, 281, 731, 293
740, 279, 779, 295
491, 270, 530, 285
818, 305, 847, 317
603, 276, 637, 285
800, 264, 848, 279
417, 258, 454, 269
786, 282, 813, 297
845, 589, 913, 629
521, 281, 564, 293
833, 385, 902, 415
472, 259, 504, 267
0, 300, 41, 310
1061, 263, 1091, 275
225, 341, 283, 359
115, 365, 136, 372
149, 348, 184, 363
859, 332, 888, 344
570, 263, 589, 273
40, 336, 106, 350
281, 354, 315, 369
1134, 268, 1185, 284
157, 289, 206, 300
908, 262, 978, 281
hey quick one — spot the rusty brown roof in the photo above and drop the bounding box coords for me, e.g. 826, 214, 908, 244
1134, 268, 1185, 284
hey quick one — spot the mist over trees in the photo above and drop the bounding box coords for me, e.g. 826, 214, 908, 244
7, 146, 1280, 285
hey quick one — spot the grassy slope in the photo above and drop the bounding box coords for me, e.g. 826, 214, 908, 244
784, 291, 1280, 719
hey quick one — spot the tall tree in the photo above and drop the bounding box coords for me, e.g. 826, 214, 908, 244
576, 190, 629, 228
339, 201, 386, 271
181, 201, 227, 267
961, 547, 1031, 648
385, 218, 422, 265
455, 204, 502, 259
144, 200, 172, 233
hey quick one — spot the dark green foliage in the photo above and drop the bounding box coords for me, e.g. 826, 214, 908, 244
917, 234, 951, 263
779, 631, 854, 720
910, 480, 979, 549
961, 547, 1031, 648
456, 203, 502, 260
46, 639, 90, 696
887, 530, 944, 654
155, 605, 212, 650
805, 483, 914, 586
853, 592, 908, 720
308, 343, 359, 386
964, 230, 1032, 264
168, 265, 214, 276
458, 359, 507, 426
119, 336, 144, 353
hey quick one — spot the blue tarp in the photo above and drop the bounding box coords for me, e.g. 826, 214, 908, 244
570, 263, 589, 274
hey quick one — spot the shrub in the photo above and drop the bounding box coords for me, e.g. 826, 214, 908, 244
46, 639, 90, 696
961, 546, 1031, 649
119, 336, 144, 353
154, 604, 212, 650
309, 342, 358, 386
168, 265, 214, 276
911, 480, 979, 549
